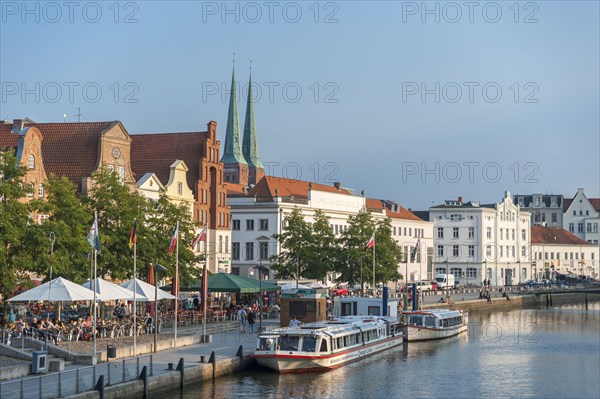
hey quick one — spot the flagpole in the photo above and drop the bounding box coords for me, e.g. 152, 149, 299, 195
202, 230, 207, 341
174, 222, 179, 348
92, 211, 98, 359
419, 242, 423, 310
133, 225, 137, 357
372, 232, 376, 296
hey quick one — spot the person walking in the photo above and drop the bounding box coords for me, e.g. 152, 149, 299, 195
237, 307, 247, 334
247, 310, 256, 333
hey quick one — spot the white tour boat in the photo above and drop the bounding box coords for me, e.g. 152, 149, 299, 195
253, 316, 404, 373
399, 309, 468, 342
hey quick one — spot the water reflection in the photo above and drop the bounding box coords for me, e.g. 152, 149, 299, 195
161, 301, 600, 399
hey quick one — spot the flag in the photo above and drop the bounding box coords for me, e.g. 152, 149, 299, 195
169, 222, 179, 254
192, 225, 208, 249
366, 232, 375, 250
87, 213, 101, 253
129, 219, 137, 249
411, 239, 421, 263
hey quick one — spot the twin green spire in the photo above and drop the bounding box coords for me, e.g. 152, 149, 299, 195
221, 66, 262, 168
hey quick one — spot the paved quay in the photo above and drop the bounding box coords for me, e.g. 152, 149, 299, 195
0, 319, 280, 399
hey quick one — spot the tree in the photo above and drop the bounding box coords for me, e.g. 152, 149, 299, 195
334, 208, 376, 289
29, 175, 92, 283
0, 150, 34, 309
304, 209, 336, 281
334, 208, 403, 290
270, 207, 312, 281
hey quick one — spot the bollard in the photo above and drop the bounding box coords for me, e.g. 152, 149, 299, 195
139, 365, 148, 399
176, 358, 184, 389
94, 374, 104, 399
76, 368, 80, 393
236, 345, 244, 360
107, 363, 111, 387
200, 355, 206, 363
122, 359, 126, 382
168, 362, 174, 370
209, 351, 216, 381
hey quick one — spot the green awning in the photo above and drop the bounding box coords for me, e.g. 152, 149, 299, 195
161, 273, 281, 294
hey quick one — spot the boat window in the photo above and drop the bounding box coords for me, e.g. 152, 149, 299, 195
337, 337, 343, 348
409, 315, 423, 326
343, 336, 348, 347
319, 339, 328, 352
442, 319, 449, 328
425, 316, 436, 328
258, 338, 274, 351
356, 333, 361, 343
279, 336, 300, 351
302, 336, 317, 352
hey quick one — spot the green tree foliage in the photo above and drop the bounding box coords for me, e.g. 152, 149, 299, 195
270, 207, 312, 280
0, 150, 34, 304
334, 208, 403, 288
305, 209, 337, 280
29, 175, 92, 283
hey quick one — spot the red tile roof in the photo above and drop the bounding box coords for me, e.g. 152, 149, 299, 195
0, 126, 19, 149
0, 122, 116, 190
130, 131, 209, 195
248, 176, 353, 201
366, 198, 423, 221
225, 182, 247, 195
531, 226, 593, 245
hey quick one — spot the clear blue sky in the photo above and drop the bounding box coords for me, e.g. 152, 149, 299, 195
1, 1, 598, 208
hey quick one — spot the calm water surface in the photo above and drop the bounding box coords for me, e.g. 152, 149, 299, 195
169, 301, 600, 399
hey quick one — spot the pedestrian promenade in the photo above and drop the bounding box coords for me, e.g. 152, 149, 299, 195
0, 319, 280, 399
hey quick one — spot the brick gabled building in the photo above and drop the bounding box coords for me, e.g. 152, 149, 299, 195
130, 121, 231, 273
0, 119, 136, 198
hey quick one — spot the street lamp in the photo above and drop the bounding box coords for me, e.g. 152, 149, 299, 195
251, 262, 270, 333
445, 260, 449, 295
153, 263, 167, 353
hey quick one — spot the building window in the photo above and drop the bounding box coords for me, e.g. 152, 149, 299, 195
225, 236, 229, 253
259, 219, 269, 231
569, 223, 574, 233
217, 235, 223, 253
38, 183, 44, 198
500, 229, 504, 240
437, 228, 444, 239
437, 245, 444, 257
245, 242, 254, 260
486, 246, 492, 257
486, 227, 491, 239
587, 223, 592, 233
521, 229, 526, 240
468, 227, 474, 239
467, 268, 477, 278
246, 219, 255, 231
535, 198, 540, 207
518, 197, 524, 206
259, 242, 269, 260
176, 182, 182, 195
468, 245, 474, 257
28, 155, 35, 169
522, 246, 527, 257
452, 245, 459, 257
573, 210, 576, 216
232, 219, 240, 230
232, 243, 240, 260
551, 213, 557, 223
453, 228, 459, 239
393, 227, 396, 235
578, 223, 584, 233
409, 228, 412, 237
203, 190, 207, 204
117, 165, 125, 182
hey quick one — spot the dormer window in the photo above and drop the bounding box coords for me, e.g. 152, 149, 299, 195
28, 155, 35, 169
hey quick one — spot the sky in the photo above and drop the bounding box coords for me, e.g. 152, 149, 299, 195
1, 1, 599, 209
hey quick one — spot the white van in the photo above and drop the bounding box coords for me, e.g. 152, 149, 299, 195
415, 281, 434, 292
435, 274, 455, 290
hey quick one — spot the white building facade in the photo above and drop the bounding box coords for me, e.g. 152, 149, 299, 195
227, 176, 433, 285
430, 192, 532, 287
563, 188, 599, 245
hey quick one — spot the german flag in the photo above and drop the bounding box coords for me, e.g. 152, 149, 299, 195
129, 219, 137, 249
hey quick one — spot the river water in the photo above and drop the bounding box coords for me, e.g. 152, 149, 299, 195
170, 301, 600, 399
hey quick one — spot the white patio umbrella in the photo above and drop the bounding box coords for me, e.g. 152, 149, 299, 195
306, 282, 330, 289
120, 278, 176, 302
7, 277, 96, 302
82, 278, 146, 301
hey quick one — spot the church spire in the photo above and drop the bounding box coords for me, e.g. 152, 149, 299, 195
242, 66, 264, 171
220, 65, 247, 165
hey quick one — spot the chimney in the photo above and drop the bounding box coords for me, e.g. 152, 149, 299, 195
333, 182, 341, 191
11, 119, 24, 134
458, 196, 464, 203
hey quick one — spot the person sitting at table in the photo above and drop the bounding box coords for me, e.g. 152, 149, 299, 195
82, 316, 92, 340
143, 312, 153, 333
96, 317, 107, 337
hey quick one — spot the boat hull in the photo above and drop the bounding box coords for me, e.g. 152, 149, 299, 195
254, 335, 404, 373
404, 324, 467, 342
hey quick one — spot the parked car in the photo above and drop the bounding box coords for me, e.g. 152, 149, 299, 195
331, 288, 348, 296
